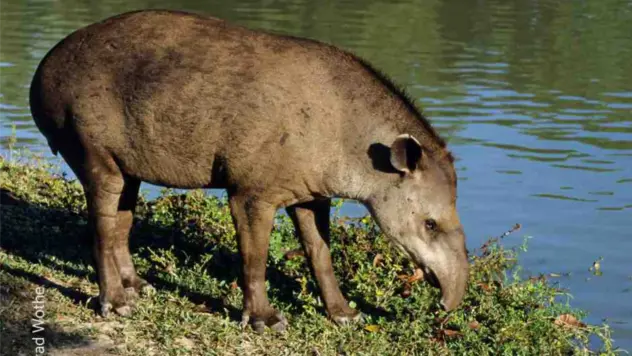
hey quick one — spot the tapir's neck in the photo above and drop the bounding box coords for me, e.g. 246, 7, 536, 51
325, 105, 439, 203
320, 58, 451, 203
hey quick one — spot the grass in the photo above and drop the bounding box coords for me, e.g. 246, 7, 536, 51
0, 152, 618, 355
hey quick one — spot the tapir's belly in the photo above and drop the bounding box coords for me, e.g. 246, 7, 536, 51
113, 133, 224, 189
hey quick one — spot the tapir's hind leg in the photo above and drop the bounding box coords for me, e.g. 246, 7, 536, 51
112, 177, 153, 301
58, 142, 132, 317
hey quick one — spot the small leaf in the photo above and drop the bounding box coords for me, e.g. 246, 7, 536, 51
468, 320, 480, 330
364, 324, 380, 333
55, 314, 70, 322
408, 268, 424, 283
400, 284, 412, 298
478, 283, 492, 292
441, 329, 462, 338
555, 314, 586, 328
192, 304, 210, 313
372, 253, 384, 267
589, 257, 603, 274
284, 248, 305, 260
397, 268, 424, 284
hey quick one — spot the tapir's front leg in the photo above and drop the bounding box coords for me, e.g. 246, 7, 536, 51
287, 199, 362, 324
229, 195, 288, 333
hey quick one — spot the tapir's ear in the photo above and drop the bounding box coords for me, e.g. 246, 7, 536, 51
390, 134, 423, 173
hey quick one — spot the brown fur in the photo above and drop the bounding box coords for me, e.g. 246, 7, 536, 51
30, 9, 466, 331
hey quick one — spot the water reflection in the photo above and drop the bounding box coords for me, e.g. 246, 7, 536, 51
1, 0, 631, 349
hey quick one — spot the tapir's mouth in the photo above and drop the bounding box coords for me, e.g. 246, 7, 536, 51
422, 265, 441, 289
391, 240, 441, 291
421, 265, 452, 311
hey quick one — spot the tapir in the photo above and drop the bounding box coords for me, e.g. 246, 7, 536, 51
29, 9, 468, 332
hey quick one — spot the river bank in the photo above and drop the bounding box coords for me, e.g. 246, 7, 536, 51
0, 154, 616, 355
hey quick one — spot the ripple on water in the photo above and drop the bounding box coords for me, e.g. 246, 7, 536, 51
531, 193, 598, 203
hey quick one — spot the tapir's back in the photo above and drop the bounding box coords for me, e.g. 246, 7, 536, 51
30, 10, 351, 188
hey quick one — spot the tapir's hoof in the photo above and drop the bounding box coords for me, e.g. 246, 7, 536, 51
126, 277, 154, 297
100, 302, 113, 318
268, 315, 288, 333
242, 311, 288, 334
331, 310, 364, 326
125, 287, 139, 302
100, 302, 134, 318
114, 305, 133, 317
139, 283, 156, 297
125, 281, 154, 305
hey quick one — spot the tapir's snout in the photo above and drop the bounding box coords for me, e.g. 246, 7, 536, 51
421, 260, 467, 311
416, 231, 469, 312
442, 251, 469, 311
438, 258, 468, 311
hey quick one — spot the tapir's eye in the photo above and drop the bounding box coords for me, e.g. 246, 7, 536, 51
425, 219, 437, 231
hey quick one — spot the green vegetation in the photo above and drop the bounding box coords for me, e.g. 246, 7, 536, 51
0, 153, 616, 355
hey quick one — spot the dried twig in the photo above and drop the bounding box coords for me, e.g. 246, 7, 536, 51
479, 223, 522, 256
497, 223, 522, 239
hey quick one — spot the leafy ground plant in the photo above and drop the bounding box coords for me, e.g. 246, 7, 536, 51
0, 153, 617, 355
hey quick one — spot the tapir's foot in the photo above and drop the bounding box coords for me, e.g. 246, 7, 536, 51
99, 289, 133, 318
123, 276, 155, 301
124, 287, 138, 305
329, 306, 363, 326
103, 303, 133, 317
241, 309, 288, 334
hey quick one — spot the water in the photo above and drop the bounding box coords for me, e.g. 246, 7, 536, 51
1, 0, 631, 349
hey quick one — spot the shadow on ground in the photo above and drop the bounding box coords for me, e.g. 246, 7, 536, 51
0, 265, 95, 354
3, 188, 244, 321
1, 187, 394, 347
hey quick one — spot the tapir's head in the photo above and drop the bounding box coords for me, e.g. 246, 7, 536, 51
367, 134, 468, 311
